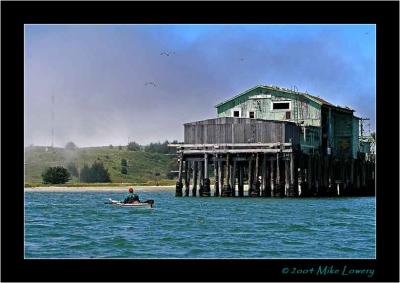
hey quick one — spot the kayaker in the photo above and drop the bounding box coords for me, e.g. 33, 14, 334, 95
123, 187, 140, 204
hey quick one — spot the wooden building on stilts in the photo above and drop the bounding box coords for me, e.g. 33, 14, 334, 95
170, 85, 375, 198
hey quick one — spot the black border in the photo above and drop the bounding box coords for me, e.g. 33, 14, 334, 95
2, 1, 399, 282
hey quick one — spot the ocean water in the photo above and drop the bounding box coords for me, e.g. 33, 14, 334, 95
24, 191, 375, 258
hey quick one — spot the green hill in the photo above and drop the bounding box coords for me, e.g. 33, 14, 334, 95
24, 146, 178, 186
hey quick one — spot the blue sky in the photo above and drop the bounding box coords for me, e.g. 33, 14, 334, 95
25, 24, 375, 147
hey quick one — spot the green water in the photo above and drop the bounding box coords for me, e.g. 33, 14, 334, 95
24, 191, 375, 258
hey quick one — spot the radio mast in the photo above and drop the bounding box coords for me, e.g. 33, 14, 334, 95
51, 94, 55, 148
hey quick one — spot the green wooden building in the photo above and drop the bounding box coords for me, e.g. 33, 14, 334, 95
215, 85, 365, 159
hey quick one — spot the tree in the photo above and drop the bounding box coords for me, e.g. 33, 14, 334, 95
118, 145, 122, 150
121, 167, 128, 175
144, 140, 179, 154
90, 161, 111, 182
66, 162, 79, 177
127, 141, 141, 151
121, 158, 127, 167
42, 166, 70, 184
65, 141, 78, 150
79, 164, 92, 182
79, 162, 111, 183
109, 144, 113, 149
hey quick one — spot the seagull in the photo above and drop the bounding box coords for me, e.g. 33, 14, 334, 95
145, 82, 157, 87
160, 52, 170, 56
364, 32, 369, 35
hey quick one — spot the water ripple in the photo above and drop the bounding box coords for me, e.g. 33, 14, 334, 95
25, 191, 375, 259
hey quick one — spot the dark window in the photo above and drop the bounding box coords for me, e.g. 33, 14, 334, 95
233, 111, 240, 117
273, 102, 290, 110
286, 111, 291, 119
249, 111, 255, 118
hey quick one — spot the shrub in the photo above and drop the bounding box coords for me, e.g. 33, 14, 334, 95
79, 162, 111, 183
66, 162, 79, 177
65, 142, 78, 150
121, 158, 127, 167
121, 167, 128, 175
42, 166, 70, 184
127, 141, 141, 151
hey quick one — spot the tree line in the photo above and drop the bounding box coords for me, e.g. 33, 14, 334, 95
42, 161, 111, 184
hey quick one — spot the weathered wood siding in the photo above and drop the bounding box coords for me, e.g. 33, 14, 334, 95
184, 117, 300, 145
216, 86, 321, 127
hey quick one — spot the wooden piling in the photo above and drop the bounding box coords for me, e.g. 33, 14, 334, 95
314, 154, 320, 196
221, 153, 231, 197
192, 161, 198, 197
184, 161, 190, 197
248, 154, 254, 196
270, 158, 275, 197
251, 153, 260, 197
284, 157, 289, 196
199, 161, 204, 196
299, 153, 306, 197
261, 154, 267, 196
175, 153, 184, 197
238, 164, 244, 197
232, 158, 237, 196
306, 155, 312, 196
214, 154, 219, 197
202, 153, 211, 196
275, 153, 283, 197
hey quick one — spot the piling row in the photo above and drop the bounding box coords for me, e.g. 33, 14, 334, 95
176, 151, 375, 198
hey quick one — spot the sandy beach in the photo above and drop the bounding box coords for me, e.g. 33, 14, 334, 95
24, 185, 250, 192
24, 186, 176, 192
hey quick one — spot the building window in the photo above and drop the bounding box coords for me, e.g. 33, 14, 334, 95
272, 101, 291, 110
232, 108, 241, 117
249, 111, 255, 119
286, 111, 291, 119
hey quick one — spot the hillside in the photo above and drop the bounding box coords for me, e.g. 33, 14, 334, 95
24, 146, 178, 186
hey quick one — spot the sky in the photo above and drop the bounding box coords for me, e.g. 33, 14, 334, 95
25, 24, 376, 147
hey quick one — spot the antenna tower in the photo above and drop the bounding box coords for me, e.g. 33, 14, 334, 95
51, 94, 55, 148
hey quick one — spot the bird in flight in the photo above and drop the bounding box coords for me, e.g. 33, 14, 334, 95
160, 51, 176, 56
240, 58, 245, 62
145, 82, 157, 87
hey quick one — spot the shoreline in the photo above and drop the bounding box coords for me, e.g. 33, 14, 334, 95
24, 185, 251, 192
25, 185, 176, 192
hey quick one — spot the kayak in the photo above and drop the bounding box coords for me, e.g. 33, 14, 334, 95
106, 198, 154, 208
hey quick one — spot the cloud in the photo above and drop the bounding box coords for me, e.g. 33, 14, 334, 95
24, 24, 376, 147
